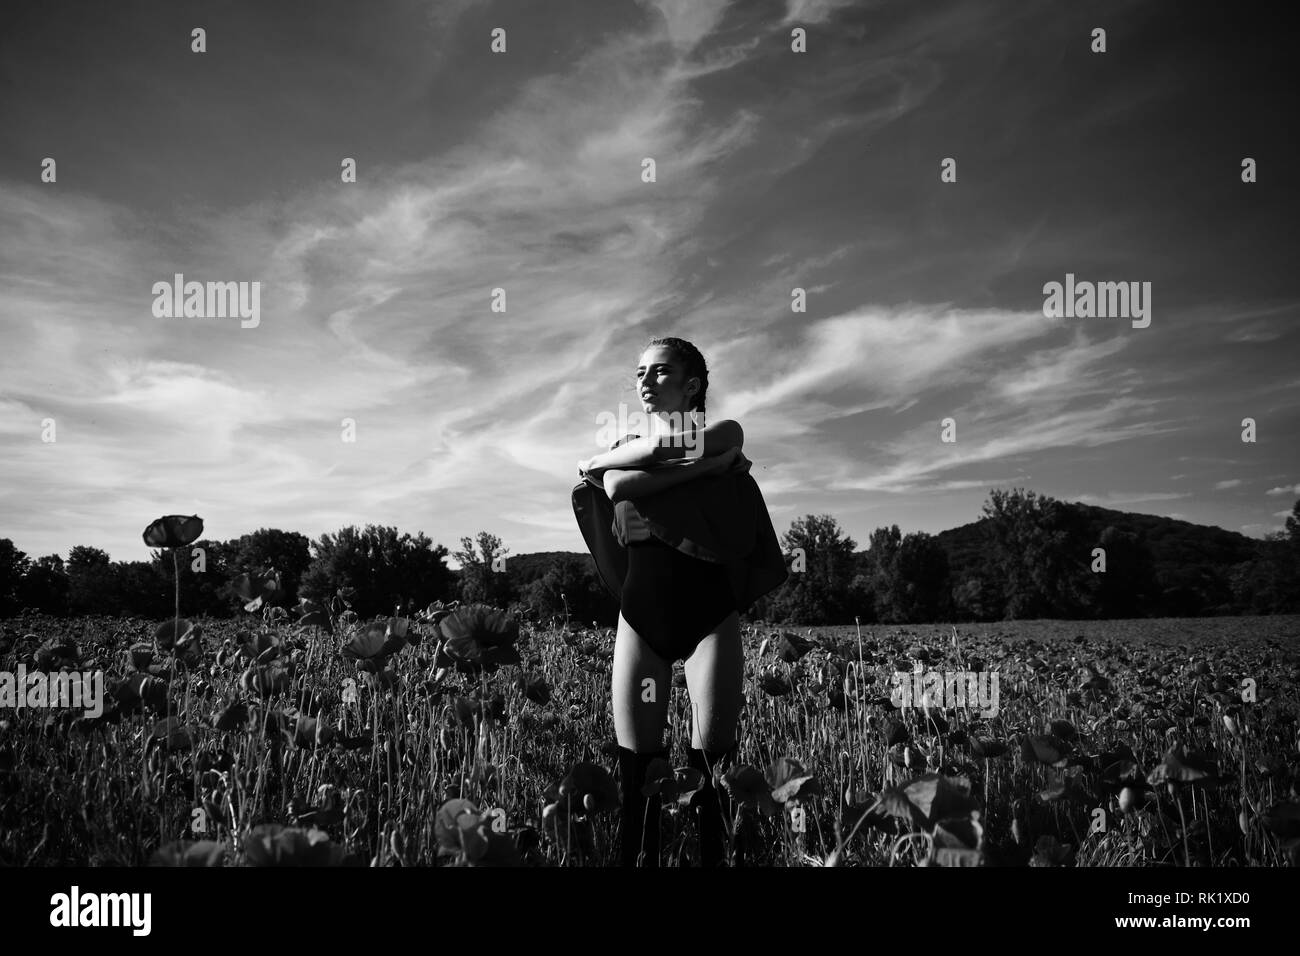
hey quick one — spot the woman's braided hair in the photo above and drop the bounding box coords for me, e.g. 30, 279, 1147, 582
646, 336, 708, 415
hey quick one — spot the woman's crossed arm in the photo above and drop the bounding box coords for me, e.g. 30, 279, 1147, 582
601, 447, 749, 503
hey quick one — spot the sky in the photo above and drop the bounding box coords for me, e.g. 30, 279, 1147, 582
1, 0, 1297, 567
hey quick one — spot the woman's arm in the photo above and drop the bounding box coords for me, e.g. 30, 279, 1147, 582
587, 419, 743, 476
604, 449, 746, 503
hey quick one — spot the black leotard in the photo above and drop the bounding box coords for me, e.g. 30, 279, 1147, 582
570, 436, 788, 661
615, 499, 738, 662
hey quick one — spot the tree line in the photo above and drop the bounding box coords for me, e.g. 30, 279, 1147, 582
2, 490, 1297, 625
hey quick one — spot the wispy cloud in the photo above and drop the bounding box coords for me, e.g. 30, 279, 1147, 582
1, 0, 1295, 563
1077, 491, 1194, 506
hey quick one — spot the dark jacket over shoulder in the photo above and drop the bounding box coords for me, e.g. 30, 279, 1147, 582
571, 467, 789, 614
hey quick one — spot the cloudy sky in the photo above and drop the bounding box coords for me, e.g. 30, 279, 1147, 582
1, 0, 1296, 566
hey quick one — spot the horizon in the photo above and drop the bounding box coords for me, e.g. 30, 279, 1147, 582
2, 0, 1297, 564
1, 487, 1280, 571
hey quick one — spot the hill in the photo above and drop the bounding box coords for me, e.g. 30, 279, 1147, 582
929, 502, 1260, 614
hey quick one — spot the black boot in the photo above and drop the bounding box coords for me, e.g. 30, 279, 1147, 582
617, 745, 668, 867
687, 744, 743, 867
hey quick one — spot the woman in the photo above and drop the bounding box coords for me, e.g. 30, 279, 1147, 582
573, 336, 787, 867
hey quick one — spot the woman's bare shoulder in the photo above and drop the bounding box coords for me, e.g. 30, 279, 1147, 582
704, 418, 743, 452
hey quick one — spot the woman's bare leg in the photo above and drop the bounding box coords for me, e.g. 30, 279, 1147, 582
682, 610, 744, 751
612, 611, 672, 752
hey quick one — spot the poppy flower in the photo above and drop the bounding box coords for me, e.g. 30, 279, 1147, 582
215, 701, 249, 731
544, 762, 620, 815
236, 628, 281, 663
1019, 734, 1069, 766
296, 597, 333, 633
643, 763, 707, 806
449, 693, 506, 728
1028, 834, 1074, 867
129, 643, 155, 670
720, 764, 778, 815
1038, 767, 1093, 804
242, 824, 358, 866
34, 637, 79, 670
342, 617, 416, 674
775, 631, 815, 662
1146, 745, 1218, 788
291, 713, 335, 748
1260, 802, 1300, 839
418, 600, 460, 629
435, 605, 521, 671
154, 618, 198, 652
933, 812, 983, 853
759, 670, 792, 697
142, 514, 204, 549
887, 774, 980, 830
233, 569, 282, 612
883, 719, 909, 747
514, 674, 551, 705
173, 625, 204, 668
113, 672, 170, 711
434, 799, 522, 866
890, 743, 927, 771
1048, 720, 1077, 741
767, 756, 822, 803
146, 716, 195, 751
149, 840, 226, 867
241, 662, 293, 698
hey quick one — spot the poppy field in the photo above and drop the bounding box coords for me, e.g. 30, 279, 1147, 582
1, 598, 1298, 867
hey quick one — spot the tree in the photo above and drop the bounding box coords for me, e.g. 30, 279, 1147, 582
113, 560, 171, 617
521, 554, 614, 626
223, 529, 312, 608
952, 575, 999, 622
1093, 525, 1159, 618
300, 525, 453, 618
66, 546, 116, 614
864, 525, 902, 622
16, 554, 69, 614
452, 532, 514, 608
0, 539, 32, 616
980, 488, 1093, 619
1230, 531, 1300, 614
893, 532, 953, 622
865, 527, 952, 623
766, 514, 858, 625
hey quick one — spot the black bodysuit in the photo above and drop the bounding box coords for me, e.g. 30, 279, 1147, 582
614, 498, 738, 662
571, 435, 788, 663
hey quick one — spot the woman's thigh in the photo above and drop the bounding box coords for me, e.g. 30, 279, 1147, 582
682, 610, 744, 752
611, 611, 672, 751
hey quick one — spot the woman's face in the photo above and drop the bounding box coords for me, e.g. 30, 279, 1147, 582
636, 346, 697, 418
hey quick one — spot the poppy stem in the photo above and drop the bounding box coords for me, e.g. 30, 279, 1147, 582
1175, 790, 1190, 864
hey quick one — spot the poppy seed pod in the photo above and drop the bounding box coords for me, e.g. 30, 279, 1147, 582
1119, 787, 1137, 813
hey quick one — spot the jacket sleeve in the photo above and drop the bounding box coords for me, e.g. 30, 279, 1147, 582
571, 479, 628, 599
